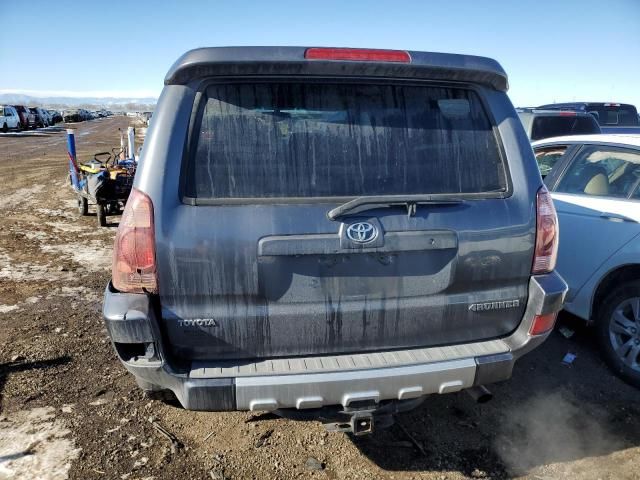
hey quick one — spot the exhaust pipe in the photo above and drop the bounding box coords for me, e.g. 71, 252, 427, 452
466, 385, 493, 404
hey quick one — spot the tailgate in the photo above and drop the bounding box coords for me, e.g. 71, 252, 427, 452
156, 79, 533, 361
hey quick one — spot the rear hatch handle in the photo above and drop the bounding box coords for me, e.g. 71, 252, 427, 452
327, 195, 464, 220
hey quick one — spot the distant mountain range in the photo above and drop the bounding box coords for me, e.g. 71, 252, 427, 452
0, 93, 156, 111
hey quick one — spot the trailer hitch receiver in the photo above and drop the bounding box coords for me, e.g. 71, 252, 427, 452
352, 414, 374, 435
324, 412, 375, 435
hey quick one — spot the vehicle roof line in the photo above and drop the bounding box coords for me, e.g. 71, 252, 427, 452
163, 46, 508, 91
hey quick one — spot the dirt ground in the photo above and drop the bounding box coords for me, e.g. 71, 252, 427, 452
0, 116, 638, 480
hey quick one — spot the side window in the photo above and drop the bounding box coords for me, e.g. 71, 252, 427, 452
534, 146, 568, 178
555, 146, 640, 198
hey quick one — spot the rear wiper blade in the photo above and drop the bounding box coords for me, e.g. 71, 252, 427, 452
327, 195, 464, 220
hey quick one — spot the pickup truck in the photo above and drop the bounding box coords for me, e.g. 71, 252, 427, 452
538, 102, 640, 134
103, 46, 567, 434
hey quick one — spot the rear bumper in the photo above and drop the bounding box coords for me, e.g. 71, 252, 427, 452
102, 271, 567, 411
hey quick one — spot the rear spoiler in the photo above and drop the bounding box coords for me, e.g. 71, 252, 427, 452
164, 47, 509, 92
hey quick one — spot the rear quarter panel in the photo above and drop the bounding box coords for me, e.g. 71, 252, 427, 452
564, 233, 640, 321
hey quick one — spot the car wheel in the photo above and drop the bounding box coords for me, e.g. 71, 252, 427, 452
596, 281, 640, 388
2, 123, 7, 133
97, 203, 107, 226
77, 195, 88, 216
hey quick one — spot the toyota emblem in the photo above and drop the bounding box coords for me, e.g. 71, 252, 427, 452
346, 222, 378, 244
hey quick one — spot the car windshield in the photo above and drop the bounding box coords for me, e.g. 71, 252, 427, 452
186, 82, 507, 200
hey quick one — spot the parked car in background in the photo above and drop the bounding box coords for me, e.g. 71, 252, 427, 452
63, 110, 81, 123
48, 110, 63, 123
517, 108, 601, 141
79, 109, 92, 120
64, 109, 92, 122
40, 107, 53, 126
538, 102, 640, 134
29, 107, 51, 127
533, 134, 640, 387
1, 105, 21, 132
13, 105, 36, 129
102, 46, 567, 433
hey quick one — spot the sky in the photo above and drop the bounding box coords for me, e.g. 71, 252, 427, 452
1, 0, 639, 107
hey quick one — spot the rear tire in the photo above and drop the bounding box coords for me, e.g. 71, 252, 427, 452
2, 123, 7, 133
97, 203, 107, 226
595, 281, 640, 388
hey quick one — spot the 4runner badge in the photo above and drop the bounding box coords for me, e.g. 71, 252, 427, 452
178, 318, 218, 327
469, 299, 520, 312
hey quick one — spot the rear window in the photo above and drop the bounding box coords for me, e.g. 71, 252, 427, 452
530, 115, 599, 141
185, 82, 507, 200
587, 105, 639, 126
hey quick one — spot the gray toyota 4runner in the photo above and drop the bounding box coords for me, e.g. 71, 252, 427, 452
104, 47, 567, 434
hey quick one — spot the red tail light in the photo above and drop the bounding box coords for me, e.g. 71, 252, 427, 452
532, 186, 559, 274
112, 188, 157, 293
305, 47, 411, 63
529, 312, 558, 335
558, 111, 577, 116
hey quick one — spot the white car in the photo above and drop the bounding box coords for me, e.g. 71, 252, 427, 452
1, 105, 21, 132
532, 134, 640, 387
